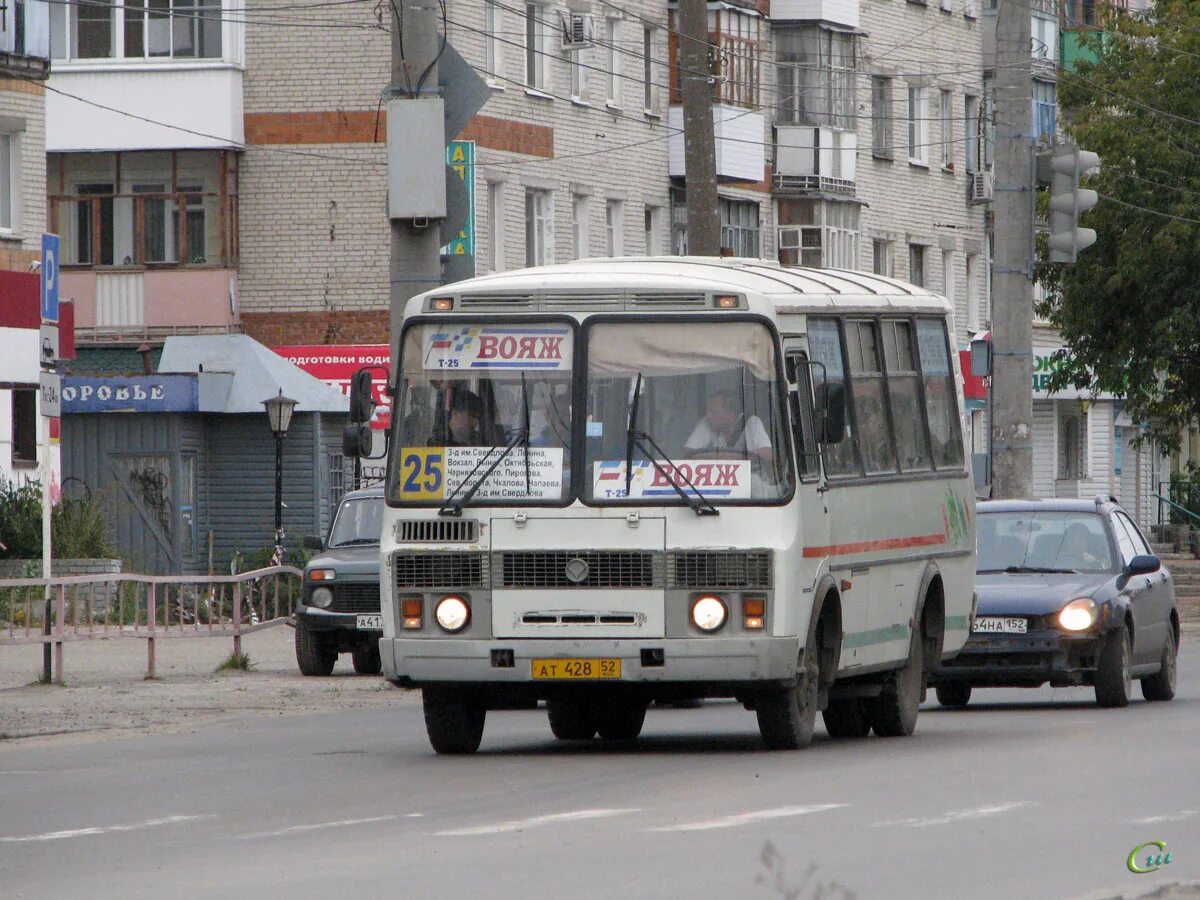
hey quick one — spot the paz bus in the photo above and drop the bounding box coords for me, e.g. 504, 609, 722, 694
369, 257, 977, 754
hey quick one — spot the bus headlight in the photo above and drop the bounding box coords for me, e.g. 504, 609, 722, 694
1058, 598, 1097, 632
691, 595, 727, 632
435, 595, 471, 633
311, 587, 334, 609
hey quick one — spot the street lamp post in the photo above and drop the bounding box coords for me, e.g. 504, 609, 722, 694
263, 390, 298, 565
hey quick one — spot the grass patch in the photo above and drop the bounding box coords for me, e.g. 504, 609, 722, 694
215, 651, 254, 673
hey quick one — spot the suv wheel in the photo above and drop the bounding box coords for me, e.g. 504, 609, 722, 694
352, 643, 382, 675
295, 620, 336, 676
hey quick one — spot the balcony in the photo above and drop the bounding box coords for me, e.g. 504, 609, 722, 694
668, 105, 766, 183
771, 0, 859, 29
1, 0, 50, 76
774, 125, 857, 196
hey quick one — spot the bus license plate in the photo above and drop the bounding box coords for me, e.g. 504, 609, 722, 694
356, 614, 384, 631
531, 658, 621, 680
973, 616, 1027, 634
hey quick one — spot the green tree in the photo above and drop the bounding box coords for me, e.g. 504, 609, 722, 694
1038, 0, 1200, 452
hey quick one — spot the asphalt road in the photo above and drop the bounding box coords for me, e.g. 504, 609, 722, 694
2, 648, 1199, 900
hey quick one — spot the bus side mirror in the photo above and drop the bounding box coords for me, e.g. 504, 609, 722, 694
970, 337, 991, 377
349, 369, 377, 424
343, 424, 373, 458
817, 382, 846, 444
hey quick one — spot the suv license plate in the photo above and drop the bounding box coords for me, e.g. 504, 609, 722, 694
973, 616, 1027, 634
356, 614, 384, 631
531, 658, 621, 680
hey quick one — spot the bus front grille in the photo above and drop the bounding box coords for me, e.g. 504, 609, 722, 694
394, 552, 489, 589
667, 550, 773, 589
496, 551, 664, 589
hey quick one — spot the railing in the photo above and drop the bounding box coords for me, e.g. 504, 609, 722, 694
0, 567, 302, 682
1156, 480, 1200, 528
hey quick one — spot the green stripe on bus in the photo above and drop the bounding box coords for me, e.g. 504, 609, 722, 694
842, 624, 909, 649
945, 614, 970, 631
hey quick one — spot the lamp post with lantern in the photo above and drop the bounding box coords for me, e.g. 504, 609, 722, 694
263, 390, 298, 565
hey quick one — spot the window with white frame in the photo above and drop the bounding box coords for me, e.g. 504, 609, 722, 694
1058, 406, 1087, 480
669, 187, 687, 255
983, 75, 996, 167
525, 188, 551, 267
571, 193, 589, 259
965, 94, 980, 173
485, 1, 503, 81
1033, 78, 1056, 144
778, 200, 857, 269
719, 198, 761, 258
644, 205, 661, 255
524, 3, 550, 91
605, 199, 624, 256
488, 181, 506, 272
940, 89, 953, 168
907, 86, 928, 164
871, 76, 891, 158
1032, 14, 1058, 62
942, 249, 955, 308
51, 0, 222, 60
0, 132, 15, 232
909, 243, 926, 287
642, 26, 659, 113
966, 252, 981, 329
872, 238, 894, 277
776, 26, 857, 130
605, 17, 620, 105
570, 45, 587, 100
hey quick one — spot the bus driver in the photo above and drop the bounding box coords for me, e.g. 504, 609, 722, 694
684, 390, 774, 466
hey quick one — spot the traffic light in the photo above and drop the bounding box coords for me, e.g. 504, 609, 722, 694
1045, 144, 1100, 263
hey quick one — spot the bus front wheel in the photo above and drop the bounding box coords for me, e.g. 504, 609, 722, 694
756, 624, 825, 750
423, 687, 486, 755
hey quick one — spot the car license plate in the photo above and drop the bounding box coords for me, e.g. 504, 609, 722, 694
356, 614, 384, 631
973, 616, 1027, 635
531, 658, 622, 680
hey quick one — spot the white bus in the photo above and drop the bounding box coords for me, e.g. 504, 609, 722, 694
373, 258, 976, 754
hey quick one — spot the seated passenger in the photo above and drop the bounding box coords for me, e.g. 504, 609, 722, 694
684, 390, 773, 465
429, 391, 487, 447
1054, 522, 1109, 570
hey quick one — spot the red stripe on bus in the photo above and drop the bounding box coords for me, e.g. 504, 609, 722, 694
802, 533, 948, 558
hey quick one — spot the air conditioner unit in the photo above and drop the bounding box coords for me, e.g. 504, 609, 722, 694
969, 170, 994, 204
778, 228, 802, 251
560, 12, 596, 48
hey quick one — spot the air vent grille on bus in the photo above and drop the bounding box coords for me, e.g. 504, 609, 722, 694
495, 551, 664, 588
398, 519, 480, 543
459, 294, 536, 308
393, 551, 489, 588
667, 550, 773, 589
540, 295, 624, 310
626, 293, 707, 309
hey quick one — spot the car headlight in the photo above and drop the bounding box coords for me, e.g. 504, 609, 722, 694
308, 568, 336, 582
311, 587, 334, 609
1058, 598, 1097, 631
691, 595, 728, 632
435, 595, 470, 633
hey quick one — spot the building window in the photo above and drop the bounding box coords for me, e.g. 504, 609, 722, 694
872, 238, 894, 277
670, 187, 687, 255
907, 86, 928, 164
776, 26, 857, 129
719, 198, 760, 258
0, 132, 14, 232
10, 389, 37, 467
909, 243, 926, 287
524, 188, 551, 267
942, 249, 955, 308
871, 76, 891, 159
940, 90, 953, 168
605, 199, 624, 256
53, 0, 221, 60
605, 17, 620, 105
1033, 14, 1058, 62
524, 3, 550, 91
570, 45, 587, 100
1034, 79, 1056, 144
485, 1, 503, 81
487, 181, 505, 272
779, 200, 858, 269
965, 94, 980, 173
1058, 407, 1086, 480
641, 27, 655, 112
983, 75, 996, 167
644, 205, 661, 255
571, 193, 589, 259
966, 253, 981, 329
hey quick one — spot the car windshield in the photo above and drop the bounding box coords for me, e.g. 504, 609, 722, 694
328, 497, 383, 547
977, 510, 1116, 574
583, 320, 793, 504
389, 322, 574, 505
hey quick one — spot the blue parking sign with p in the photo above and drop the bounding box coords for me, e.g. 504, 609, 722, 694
41, 233, 59, 323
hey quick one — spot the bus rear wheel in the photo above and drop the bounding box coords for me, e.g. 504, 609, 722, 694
822, 698, 870, 738
596, 699, 647, 741
865, 626, 923, 737
423, 688, 486, 755
547, 700, 597, 740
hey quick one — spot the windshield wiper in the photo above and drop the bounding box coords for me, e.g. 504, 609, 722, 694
332, 538, 378, 547
1003, 565, 1078, 574
438, 374, 531, 518
623, 372, 718, 517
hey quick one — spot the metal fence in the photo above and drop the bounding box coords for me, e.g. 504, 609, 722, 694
0, 567, 303, 682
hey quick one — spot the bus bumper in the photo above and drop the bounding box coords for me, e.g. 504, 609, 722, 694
382, 636, 801, 686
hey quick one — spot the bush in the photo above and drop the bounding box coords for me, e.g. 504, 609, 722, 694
0, 476, 116, 560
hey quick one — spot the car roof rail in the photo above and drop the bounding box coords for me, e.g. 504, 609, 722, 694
1094, 493, 1119, 509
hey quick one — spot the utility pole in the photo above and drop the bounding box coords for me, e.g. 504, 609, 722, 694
387, 0, 445, 356
989, 0, 1034, 498
678, 0, 720, 256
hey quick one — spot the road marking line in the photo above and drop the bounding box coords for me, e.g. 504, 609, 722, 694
244, 816, 399, 838
0, 814, 214, 843
1133, 809, 1199, 824
433, 808, 639, 837
871, 801, 1033, 828
648, 804, 847, 833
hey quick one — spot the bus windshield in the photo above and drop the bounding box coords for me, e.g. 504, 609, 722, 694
388, 322, 574, 506
584, 320, 793, 504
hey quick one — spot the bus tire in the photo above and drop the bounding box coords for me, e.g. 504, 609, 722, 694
596, 699, 647, 741
756, 620, 824, 751
547, 700, 597, 740
351, 643, 382, 675
423, 687, 486, 755
935, 682, 971, 708
866, 626, 923, 737
295, 621, 336, 677
822, 698, 870, 738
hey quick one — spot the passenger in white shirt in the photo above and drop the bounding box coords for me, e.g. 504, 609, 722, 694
684, 390, 774, 465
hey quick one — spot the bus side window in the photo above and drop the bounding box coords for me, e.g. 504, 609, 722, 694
786, 350, 818, 478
